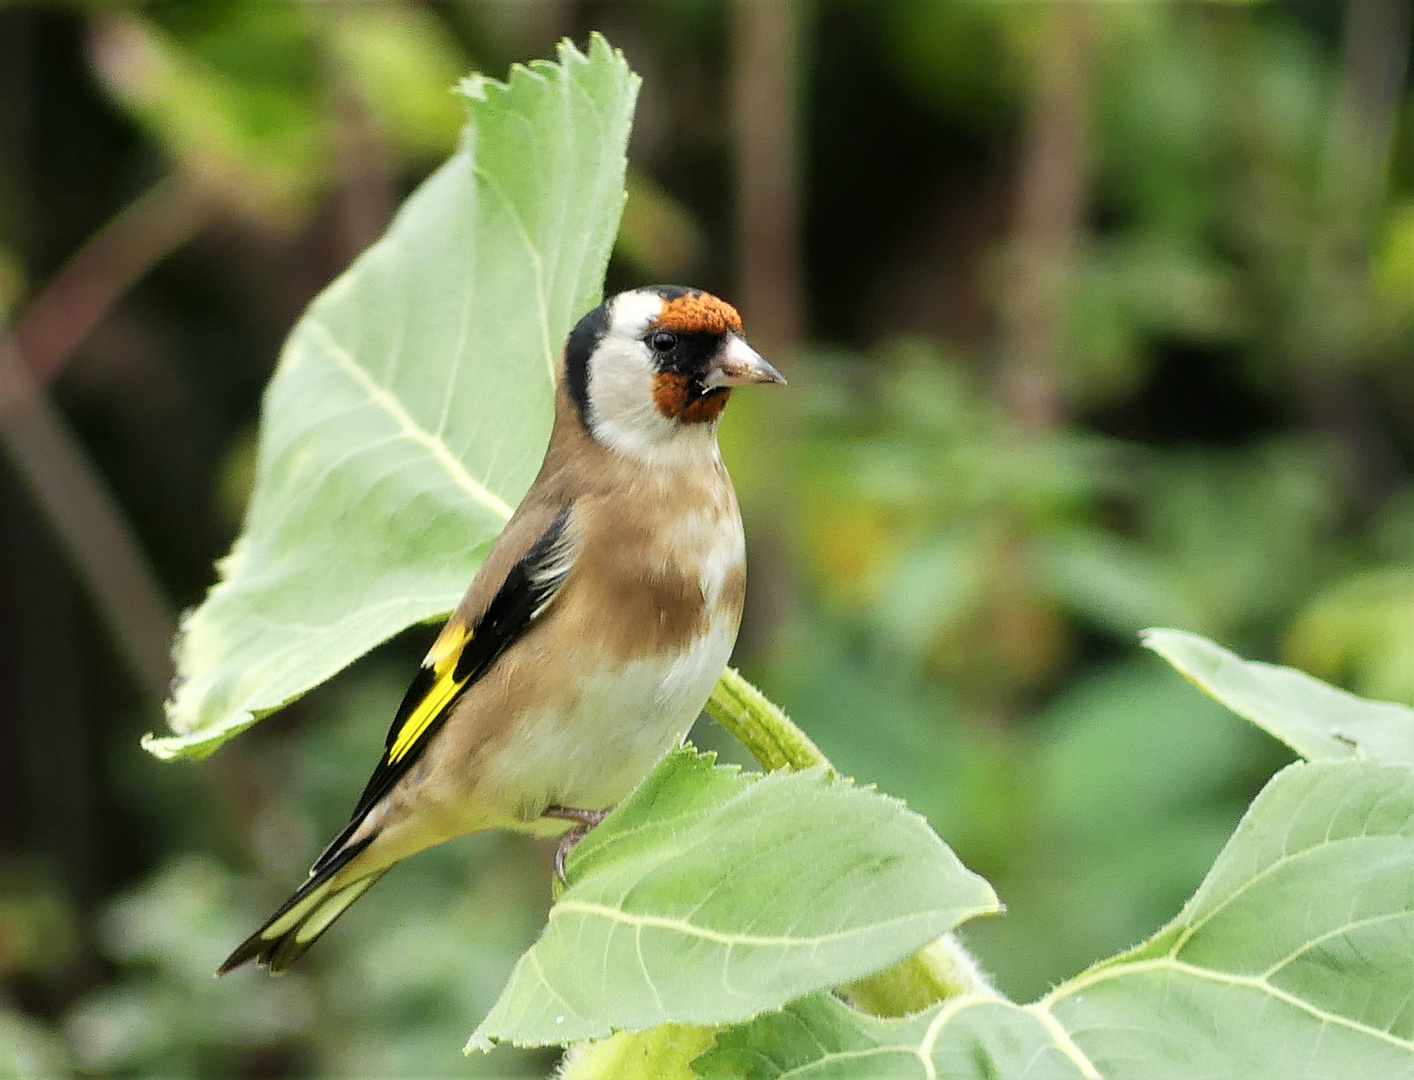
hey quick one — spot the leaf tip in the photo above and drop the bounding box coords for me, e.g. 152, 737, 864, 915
463, 1030, 494, 1055
139, 731, 182, 761
1138, 626, 1214, 669
455, 73, 489, 103
1138, 626, 1181, 649
140, 729, 218, 762
582, 31, 632, 73
140, 711, 262, 762
553, 35, 590, 69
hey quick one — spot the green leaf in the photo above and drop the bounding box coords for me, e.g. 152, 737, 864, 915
92, 5, 474, 225
1141, 627, 1414, 763
701, 760, 1414, 1079
0, 1009, 75, 1080
146, 35, 639, 760
467, 748, 1000, 1052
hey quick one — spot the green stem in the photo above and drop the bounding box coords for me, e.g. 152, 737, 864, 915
557, 1024, 718, 1080
703, 667, 829, 772
841, 934, 995, 1018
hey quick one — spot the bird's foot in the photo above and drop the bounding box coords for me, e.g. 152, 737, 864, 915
543, 805, 608, 885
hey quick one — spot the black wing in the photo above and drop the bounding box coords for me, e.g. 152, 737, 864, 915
310, 504, 574, 875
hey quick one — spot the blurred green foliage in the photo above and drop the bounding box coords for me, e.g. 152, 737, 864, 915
89, 1, 469, 225
0, 0, 1409, 1076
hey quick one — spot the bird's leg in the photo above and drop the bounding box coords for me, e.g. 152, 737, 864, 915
542, 805, 608, 884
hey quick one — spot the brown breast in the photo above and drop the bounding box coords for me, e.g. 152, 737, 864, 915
560, 458, 744, 662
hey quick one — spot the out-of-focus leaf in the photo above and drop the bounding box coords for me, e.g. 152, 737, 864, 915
1063, 236, 1244, 407
1039, 661, 1259, 840
147, 36, 638, 760
89, 11, 328, 225
1135, 444, 1339, 638
91, 3, 472, 224
701, 760, 1414, 1079
871, 528, 984, 663
881, 0, 1019, 125
616, 170, 706, 279
64, 857, 314, 1074
0, 863, 81, 981
1094, 4, 1221, 238
1037, 527, 1199, 637
0, 1010, 75, 1080
468, 748, 999, 1051
1373, 201, 1414, 325
323, 4, 471, 159
970, 660, 1268, 1000
1142, 627, 1414, 763
1285, 567, 1414, 706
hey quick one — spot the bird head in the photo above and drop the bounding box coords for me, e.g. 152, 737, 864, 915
562, 286, 784, 465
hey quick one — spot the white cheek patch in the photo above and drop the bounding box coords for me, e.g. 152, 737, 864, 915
586, 334, 677, 451
609, 290, 665, 339
586, 293, 723, 469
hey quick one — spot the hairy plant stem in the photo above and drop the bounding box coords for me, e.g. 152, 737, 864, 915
703, 667, 828, 771
841, 934, 996, 1018
557, 1023, 718, 1080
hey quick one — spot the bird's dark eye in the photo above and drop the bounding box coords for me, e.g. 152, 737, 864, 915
649, 330, 677, 353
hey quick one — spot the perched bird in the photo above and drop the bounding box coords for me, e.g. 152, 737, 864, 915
220, 285, 784, 974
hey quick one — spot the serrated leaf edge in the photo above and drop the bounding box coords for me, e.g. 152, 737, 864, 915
545, 901, 995, 954
469, 751, 1002, 1053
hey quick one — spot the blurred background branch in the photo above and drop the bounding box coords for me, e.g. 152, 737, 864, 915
996, 1, 1090, 433
0, 336, 173, 706
731, 0, 804, 357
729, 0, 806, 663
0, 174, 204, 710
1289, 0, 1410, 510
14, 177, 211, 387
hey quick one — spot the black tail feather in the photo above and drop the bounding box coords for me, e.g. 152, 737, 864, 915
219, 836, 379, 975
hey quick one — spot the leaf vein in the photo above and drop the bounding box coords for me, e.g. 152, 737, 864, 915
1261, 910, 1414, 979
1023, 1003, 1103, 1079
549, 899, 959, 950
304, 317, 514, 521
1043, 955, 1414, 1054
471, 163, 555, 382
1170, 832, 1389, 956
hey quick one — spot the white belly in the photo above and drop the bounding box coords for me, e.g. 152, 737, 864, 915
484, 615, 738, 825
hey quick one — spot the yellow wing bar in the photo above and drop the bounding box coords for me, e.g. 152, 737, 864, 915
387, 623, 472, 764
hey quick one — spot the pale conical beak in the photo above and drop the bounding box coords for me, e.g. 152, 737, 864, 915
704, 335, 787, 388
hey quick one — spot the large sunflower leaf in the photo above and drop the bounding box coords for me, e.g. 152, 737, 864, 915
146, 35, 639, 760
1142, 627, 1414, 764
468, 748, 1000, 1051
699, 759, 1414, 1079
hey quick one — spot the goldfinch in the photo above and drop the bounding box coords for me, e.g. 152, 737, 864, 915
220, 286, 784, 974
